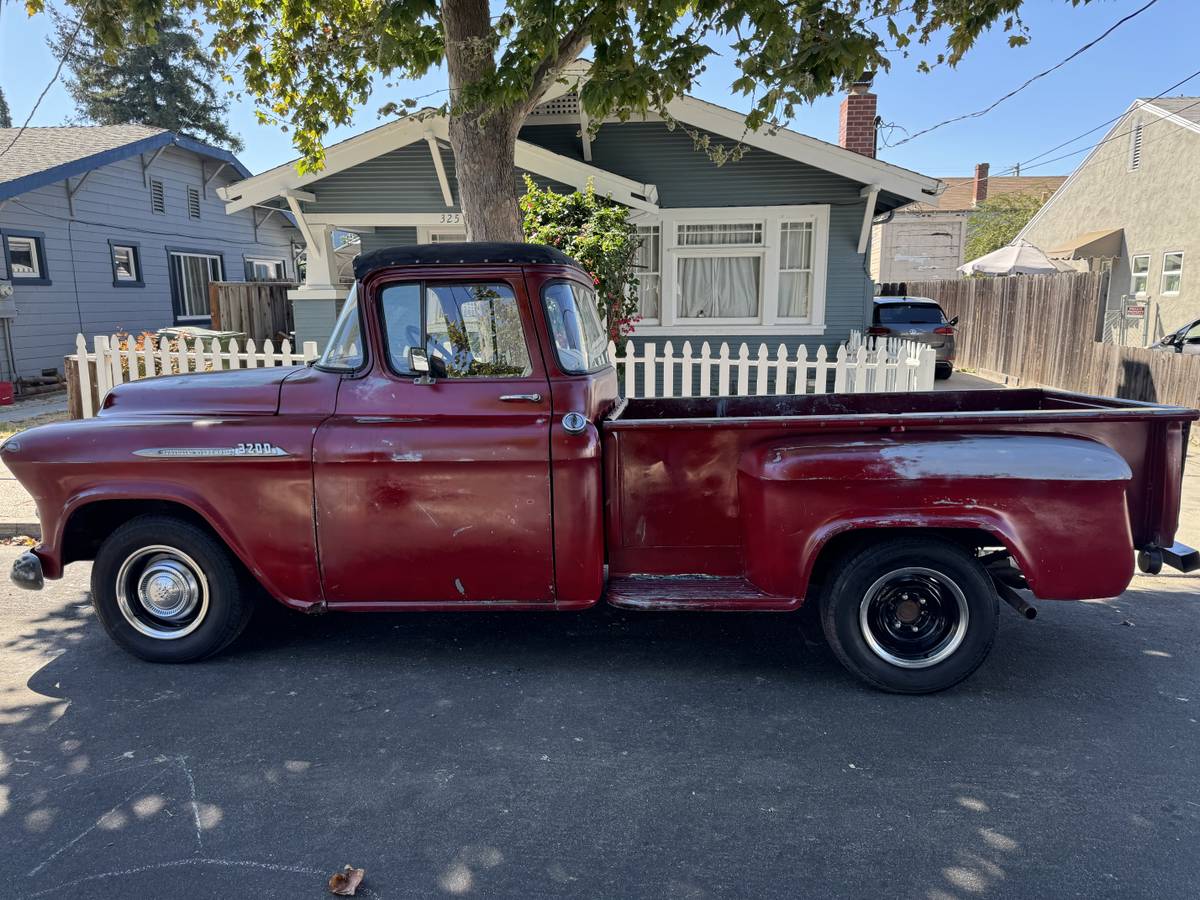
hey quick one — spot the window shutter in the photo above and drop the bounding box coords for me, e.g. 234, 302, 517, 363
150, 179, 165, 214
187, 186, 201, 219
1129, 122, 1143, 171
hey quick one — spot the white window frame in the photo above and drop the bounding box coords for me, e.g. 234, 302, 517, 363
634, 224, 662, 324
6, 235, 42, 279
246, 256, 285, 281
1162, 251, 1184, 296
112, 244, 139, 282
169, 251, 224, 321
1130, 253, 1150, 295
627, 205, 830, 335
416, 226, 467, 243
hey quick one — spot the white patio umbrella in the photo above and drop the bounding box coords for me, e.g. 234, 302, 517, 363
957, 240, 1063, 276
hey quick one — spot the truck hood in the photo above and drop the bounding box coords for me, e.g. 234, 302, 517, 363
100, 366, 309, 417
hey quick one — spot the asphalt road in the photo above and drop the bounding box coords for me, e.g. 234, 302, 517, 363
1, 547, 1198, 899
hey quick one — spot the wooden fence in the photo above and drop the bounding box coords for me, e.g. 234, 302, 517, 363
67, 333, 319, 419
611, 336, 936, 397
208, 281, 297, 343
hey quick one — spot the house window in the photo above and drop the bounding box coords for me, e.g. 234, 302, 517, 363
150, 178, 166, 214
675, 221, 765, 321
109, 242, 143, 286
778, 221, 815, 319
187, 186, 202, 220
4, 234, 46, 281
1130, 254, 1150, 294
629, 206, 830, 334
427, 230, 465, 243
1162, 251, 1184, 295
634, 225, 660, 321
168, 251, 223, 321
1129, 121, 1144, 171
246, 257, 285, 281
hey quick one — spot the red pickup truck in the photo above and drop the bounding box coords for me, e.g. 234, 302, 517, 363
5, 243, 1198, 692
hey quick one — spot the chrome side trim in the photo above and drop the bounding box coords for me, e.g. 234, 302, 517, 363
134, 443, 290, 459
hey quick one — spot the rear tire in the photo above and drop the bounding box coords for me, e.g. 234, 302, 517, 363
935, 363, 954, 380
90, 515, 254, 663
820, 537, 998, 693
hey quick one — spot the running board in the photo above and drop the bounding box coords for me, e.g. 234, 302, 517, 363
605, 575, 798, 611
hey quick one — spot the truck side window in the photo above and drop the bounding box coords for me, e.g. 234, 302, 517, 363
317, 285, 364, 371
424, 284, 532, 378
379, 283, 423, 372
541, 281, 611, 373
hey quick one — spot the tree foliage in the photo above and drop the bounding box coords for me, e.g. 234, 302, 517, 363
48, 8, 243, 151
521, 175, 641, 345
964, 191, 1047, 262
0, 86, 11, 129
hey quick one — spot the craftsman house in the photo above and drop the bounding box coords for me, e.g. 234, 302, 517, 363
0, 125, 300, 383
219, 73, 940, 355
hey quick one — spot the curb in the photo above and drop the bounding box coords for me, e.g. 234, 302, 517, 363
0, 522, 41, 539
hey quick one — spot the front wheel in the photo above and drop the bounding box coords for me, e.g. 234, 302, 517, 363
820, 537, 998, 693
90, 515, 254, 662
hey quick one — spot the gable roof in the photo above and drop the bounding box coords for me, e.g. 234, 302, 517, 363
0, 125, 251, 202
218, 95, 940, 215
902, 174, 1066, 213
1016, 96, 1200, 243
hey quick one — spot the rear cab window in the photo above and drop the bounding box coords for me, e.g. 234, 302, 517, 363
541, 280, 611, 374
875, 302, 947, 325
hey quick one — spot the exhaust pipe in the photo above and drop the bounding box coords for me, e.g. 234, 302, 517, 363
994, 581, 1037, 620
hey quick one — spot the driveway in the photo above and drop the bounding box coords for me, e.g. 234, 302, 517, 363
935, 370, 1002, 391
1, 543, 1199, 898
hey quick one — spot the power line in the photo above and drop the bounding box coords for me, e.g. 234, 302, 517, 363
1018, 96, 1200, 173
988, 66, 1200, 177
887, 0, 1161, 148
0, 2, 90, 159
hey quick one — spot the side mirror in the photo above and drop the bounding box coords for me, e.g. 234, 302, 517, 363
948, 316, 960, 327
409, 347, 435, 384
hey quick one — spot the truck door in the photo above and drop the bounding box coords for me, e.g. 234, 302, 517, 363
313, 276, 555, 605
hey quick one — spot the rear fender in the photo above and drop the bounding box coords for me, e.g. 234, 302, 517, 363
738, 433, 1135, 601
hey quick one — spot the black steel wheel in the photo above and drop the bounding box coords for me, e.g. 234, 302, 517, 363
820, 536, 998, 693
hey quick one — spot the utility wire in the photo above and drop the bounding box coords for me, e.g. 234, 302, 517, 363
887, 0, 1161, 148
0, 2, 90, 159
931, 67, 1200, 187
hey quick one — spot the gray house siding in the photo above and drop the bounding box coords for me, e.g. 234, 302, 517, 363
1, 145, 297, 379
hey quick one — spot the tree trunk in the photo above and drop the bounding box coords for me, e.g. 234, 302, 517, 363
442, 0, 524, 242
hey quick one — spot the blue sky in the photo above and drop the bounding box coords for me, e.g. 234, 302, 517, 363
2, 0, 1198, 180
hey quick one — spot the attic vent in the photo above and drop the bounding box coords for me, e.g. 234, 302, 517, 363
529, 92, 580, 118
150, 178, 165, 214
187, 186, 201, 219
1129, 121, 1144, 171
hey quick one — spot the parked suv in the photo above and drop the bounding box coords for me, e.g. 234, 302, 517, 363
870, 296, 957, 379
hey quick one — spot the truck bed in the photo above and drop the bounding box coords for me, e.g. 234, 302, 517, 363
601, 389, 1197, 600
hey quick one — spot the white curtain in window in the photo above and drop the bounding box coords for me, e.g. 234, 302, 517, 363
678, 223, 761, 246
778, 272, 812, 318
778, 222, 814, 318
678, 256, 760, 318
635, 228, 660, 317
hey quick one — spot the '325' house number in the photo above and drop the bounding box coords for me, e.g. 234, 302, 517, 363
439, 213, 464, 225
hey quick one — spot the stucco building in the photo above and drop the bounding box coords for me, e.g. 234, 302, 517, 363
1018, 97, 1200, 342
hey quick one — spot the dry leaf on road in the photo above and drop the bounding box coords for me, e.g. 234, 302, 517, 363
328, 865, 366, 896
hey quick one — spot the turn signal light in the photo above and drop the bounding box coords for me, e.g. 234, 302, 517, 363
933, 326, 955, 335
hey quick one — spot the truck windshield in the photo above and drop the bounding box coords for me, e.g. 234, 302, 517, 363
541, 281, 611, 374
317, 285, 364, 370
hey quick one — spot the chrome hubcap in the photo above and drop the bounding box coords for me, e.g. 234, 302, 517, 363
116, 546, 209, 640
858, 566, 969, 669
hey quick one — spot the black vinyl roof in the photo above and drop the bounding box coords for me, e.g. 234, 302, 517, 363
354, 242, 584, 279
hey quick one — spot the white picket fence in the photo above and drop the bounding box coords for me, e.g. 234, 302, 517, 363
609, 332, 935, 398
70, 333, 319, 418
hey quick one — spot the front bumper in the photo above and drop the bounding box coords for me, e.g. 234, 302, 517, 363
11, 551, 44, 591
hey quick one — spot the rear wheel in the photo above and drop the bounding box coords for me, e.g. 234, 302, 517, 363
820, 537, 998, 693
935, 363, 954, 380
90, 516, 254, 662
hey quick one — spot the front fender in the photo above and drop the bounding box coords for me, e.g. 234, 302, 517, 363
737, 433, 1135, 601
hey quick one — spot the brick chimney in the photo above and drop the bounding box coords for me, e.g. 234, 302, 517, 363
839, 74, 878, 158
973, 163, 990, 206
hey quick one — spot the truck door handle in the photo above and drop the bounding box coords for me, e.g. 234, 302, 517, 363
499, 393, 542, 403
